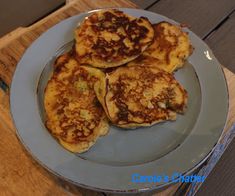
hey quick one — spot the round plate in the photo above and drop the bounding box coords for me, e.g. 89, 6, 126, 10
10, 8, 229, 193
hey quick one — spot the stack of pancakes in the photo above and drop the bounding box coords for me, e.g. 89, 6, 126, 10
44, 9, 193, 153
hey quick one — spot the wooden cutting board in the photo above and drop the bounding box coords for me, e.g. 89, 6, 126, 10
0, 0, 234, 195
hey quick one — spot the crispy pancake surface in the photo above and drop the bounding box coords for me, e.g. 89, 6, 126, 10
44, 54, 109, 153
128, 22, 193, 72
95, 66, 188, 128
75, 9, 154, 68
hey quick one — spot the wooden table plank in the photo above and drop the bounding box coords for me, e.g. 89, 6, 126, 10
148, 0, 235, 38
130, 0, 158, 9
223, 69, 235, 131
0, 0, 65, 37
196, 138, 235, 195
205, 11, 235, 74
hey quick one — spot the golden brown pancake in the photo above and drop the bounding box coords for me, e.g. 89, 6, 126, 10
95, 66, 188, 128
44, 53, 109, 153
74, 9, 154, 68
128, 22, 193, 72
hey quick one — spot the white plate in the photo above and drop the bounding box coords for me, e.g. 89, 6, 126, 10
10, 8, 228, 193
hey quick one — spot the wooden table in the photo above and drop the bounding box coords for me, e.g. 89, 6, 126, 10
0, 0, 234, 195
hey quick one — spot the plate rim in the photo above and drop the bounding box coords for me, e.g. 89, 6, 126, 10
10, 8, 229, 193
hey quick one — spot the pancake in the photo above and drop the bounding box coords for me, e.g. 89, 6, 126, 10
74, 9, 154, 68
44, 53, 109, 153
128, 22, 193, 72
95, 66, 188, 128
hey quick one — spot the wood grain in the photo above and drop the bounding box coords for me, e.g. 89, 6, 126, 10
106, 184, 180, 196
196, 137, 235, 195
205, 11, 235, 74
148, 0, 235, 38
130, 0, 158, 9
0, 0, 65, 37
224, 68, 235, 130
